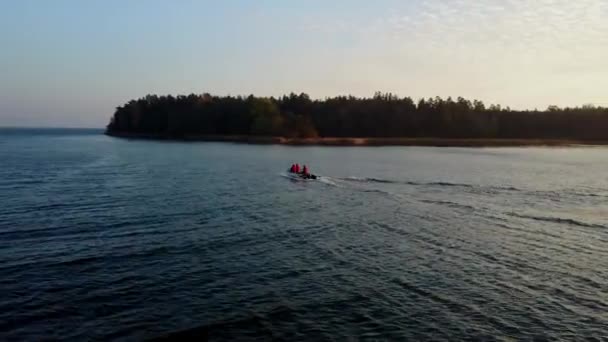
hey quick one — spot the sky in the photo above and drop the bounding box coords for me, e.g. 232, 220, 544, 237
1, 0, 607, 128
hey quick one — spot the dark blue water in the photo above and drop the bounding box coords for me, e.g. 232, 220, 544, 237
1, 128, 607, 340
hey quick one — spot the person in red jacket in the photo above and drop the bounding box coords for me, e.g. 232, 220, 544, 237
290, 164, 295, 173
302, 165, 309, 176
294, 163, 300, 173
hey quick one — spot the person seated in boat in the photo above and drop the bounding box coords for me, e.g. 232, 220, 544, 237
294, 163, 300, 173
302, 165, 309, 176
290, 164, 296, 173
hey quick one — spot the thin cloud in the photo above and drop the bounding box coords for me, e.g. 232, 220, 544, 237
299, 0, 607, 108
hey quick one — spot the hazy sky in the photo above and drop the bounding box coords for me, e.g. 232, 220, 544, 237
1, 0, 607, 127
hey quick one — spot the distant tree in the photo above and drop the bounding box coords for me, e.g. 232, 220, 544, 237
106, 92, 608, 141
250, 98, 283, 136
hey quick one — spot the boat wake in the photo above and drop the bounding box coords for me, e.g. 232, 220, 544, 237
338, 176, 526, 193
339, 176, 476, 188
280, 172, 340, 187
340, 176, 398, 184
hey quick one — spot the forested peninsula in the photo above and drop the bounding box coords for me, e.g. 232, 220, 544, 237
105, 93, 608, 146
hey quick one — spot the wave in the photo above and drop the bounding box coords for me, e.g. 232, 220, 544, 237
427, 181, 473, 188
549, 189, 608, 199
150, 305, 296, 341
509, 213, 606, 230
360, 189, 392, 195
0, 245, 176, 273
420, 199, 476, 211
494, 186, 521, 191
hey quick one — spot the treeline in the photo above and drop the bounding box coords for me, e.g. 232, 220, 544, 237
106, 92, 608, 140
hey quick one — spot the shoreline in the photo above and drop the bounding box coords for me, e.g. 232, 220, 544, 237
105, 131, 607, 147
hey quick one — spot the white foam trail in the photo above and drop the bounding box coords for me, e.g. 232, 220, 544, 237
318, 176, 340, 187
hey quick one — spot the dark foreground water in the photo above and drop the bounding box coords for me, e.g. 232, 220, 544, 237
1, 128, 607, 341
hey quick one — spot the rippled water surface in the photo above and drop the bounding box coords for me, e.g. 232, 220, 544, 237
1, 128, 607, 340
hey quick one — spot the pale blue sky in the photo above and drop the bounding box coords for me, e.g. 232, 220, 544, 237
1, 0, 607, 127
